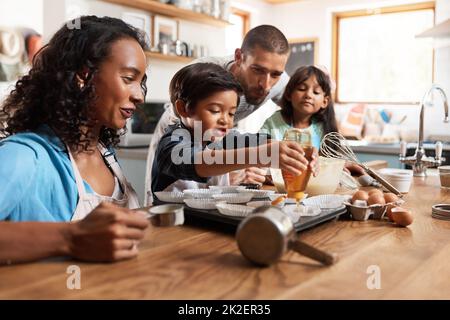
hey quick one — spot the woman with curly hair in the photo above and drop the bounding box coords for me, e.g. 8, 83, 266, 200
0, 16, 150, 264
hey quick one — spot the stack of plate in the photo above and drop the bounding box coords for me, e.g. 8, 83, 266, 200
431, 204, 450, 220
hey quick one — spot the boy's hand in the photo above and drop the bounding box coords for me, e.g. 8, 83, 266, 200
276, 141, 308, 175
272, 141, 320, 177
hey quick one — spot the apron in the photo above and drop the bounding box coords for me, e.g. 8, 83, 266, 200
68, 144, 140, 221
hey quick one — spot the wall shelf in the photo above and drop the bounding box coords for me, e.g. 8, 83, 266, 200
145, 51, 194, 63
103, 0, 231, 27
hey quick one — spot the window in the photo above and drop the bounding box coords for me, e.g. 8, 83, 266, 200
225, 8, 250, 55
332, 2, 435, 104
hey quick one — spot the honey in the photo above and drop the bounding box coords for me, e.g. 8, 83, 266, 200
281, 129, 313, 204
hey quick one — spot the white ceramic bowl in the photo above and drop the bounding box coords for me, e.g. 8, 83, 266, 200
183, 198, 217, 210
212, 193, 253, 204
377, 168, 413, 193
216, 202, 255, 217
154, 191, 185, 203
183, 188, 222, 199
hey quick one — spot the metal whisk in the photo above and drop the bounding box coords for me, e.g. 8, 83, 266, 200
320, 132, 402, 196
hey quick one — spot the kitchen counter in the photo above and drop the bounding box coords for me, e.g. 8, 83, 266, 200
348, 140, 450, 155
1, 175, 450, 299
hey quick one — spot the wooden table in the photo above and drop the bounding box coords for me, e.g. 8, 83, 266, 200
1, 175, 449, 299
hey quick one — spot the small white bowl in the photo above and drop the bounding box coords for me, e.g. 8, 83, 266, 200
377, 168, 413, 193
212, 193, 253, 204
154, 191, 185, 203
216, 202, 255, 217
183, 198, 217, 210
208, 185, 246, 193
247, 200, 284, 209
183, 188, 222, 199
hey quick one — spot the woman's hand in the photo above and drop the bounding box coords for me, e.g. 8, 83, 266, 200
67, 202, 149, 262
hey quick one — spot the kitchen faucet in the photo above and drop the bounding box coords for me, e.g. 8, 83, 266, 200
399, 84, 449, 177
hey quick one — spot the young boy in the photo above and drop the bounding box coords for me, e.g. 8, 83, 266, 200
151, 63, 315, 201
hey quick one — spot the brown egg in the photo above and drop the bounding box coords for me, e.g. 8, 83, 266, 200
384, 193, 399, 204
390, 206, 413, 227
367, 193, 386, 206
352, 190, 369, 203
368, 189, 383, 196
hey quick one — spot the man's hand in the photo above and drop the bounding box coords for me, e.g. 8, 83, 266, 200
229, 167, 268, 185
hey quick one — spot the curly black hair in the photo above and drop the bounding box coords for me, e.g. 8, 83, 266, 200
0, 15, 148, 151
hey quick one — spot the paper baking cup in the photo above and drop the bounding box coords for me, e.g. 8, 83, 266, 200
216, 202, 255, 217
268, 193, 308, 204
302, 194, 350, 210
183, 198, 218, 210
212, 193, 253, 204
238, 189, 275, 199
154, 191, 185, 203
247, 200, 284, 209
267, 193, 299, 204
281, 205, 321, 223
208, 185, 246, 193
183, 188, 222, 199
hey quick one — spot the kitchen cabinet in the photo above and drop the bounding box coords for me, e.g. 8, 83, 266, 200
145, 51, 194, 63
116, 148, 149, 205
103, 0, 231, 27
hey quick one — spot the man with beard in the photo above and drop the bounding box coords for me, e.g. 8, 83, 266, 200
144, 25, 290, 205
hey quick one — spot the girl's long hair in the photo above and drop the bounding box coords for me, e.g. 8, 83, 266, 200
280, 65, 338, 135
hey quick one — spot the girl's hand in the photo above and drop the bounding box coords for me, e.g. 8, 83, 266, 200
310, 148, 319, 177
67, 202, 149, 262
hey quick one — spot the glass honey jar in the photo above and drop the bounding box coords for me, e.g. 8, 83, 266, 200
282, 128, 314, 202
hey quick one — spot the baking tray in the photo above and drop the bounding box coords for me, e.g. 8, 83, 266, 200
154, 199, 348, 233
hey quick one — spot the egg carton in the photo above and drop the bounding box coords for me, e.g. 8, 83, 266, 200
344, 199, 404, 221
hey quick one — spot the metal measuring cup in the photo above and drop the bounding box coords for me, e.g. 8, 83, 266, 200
236, 206, 337, 266
147, 204, 185, 227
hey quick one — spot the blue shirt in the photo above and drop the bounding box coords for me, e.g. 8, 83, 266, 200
0, 126, 99, 222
